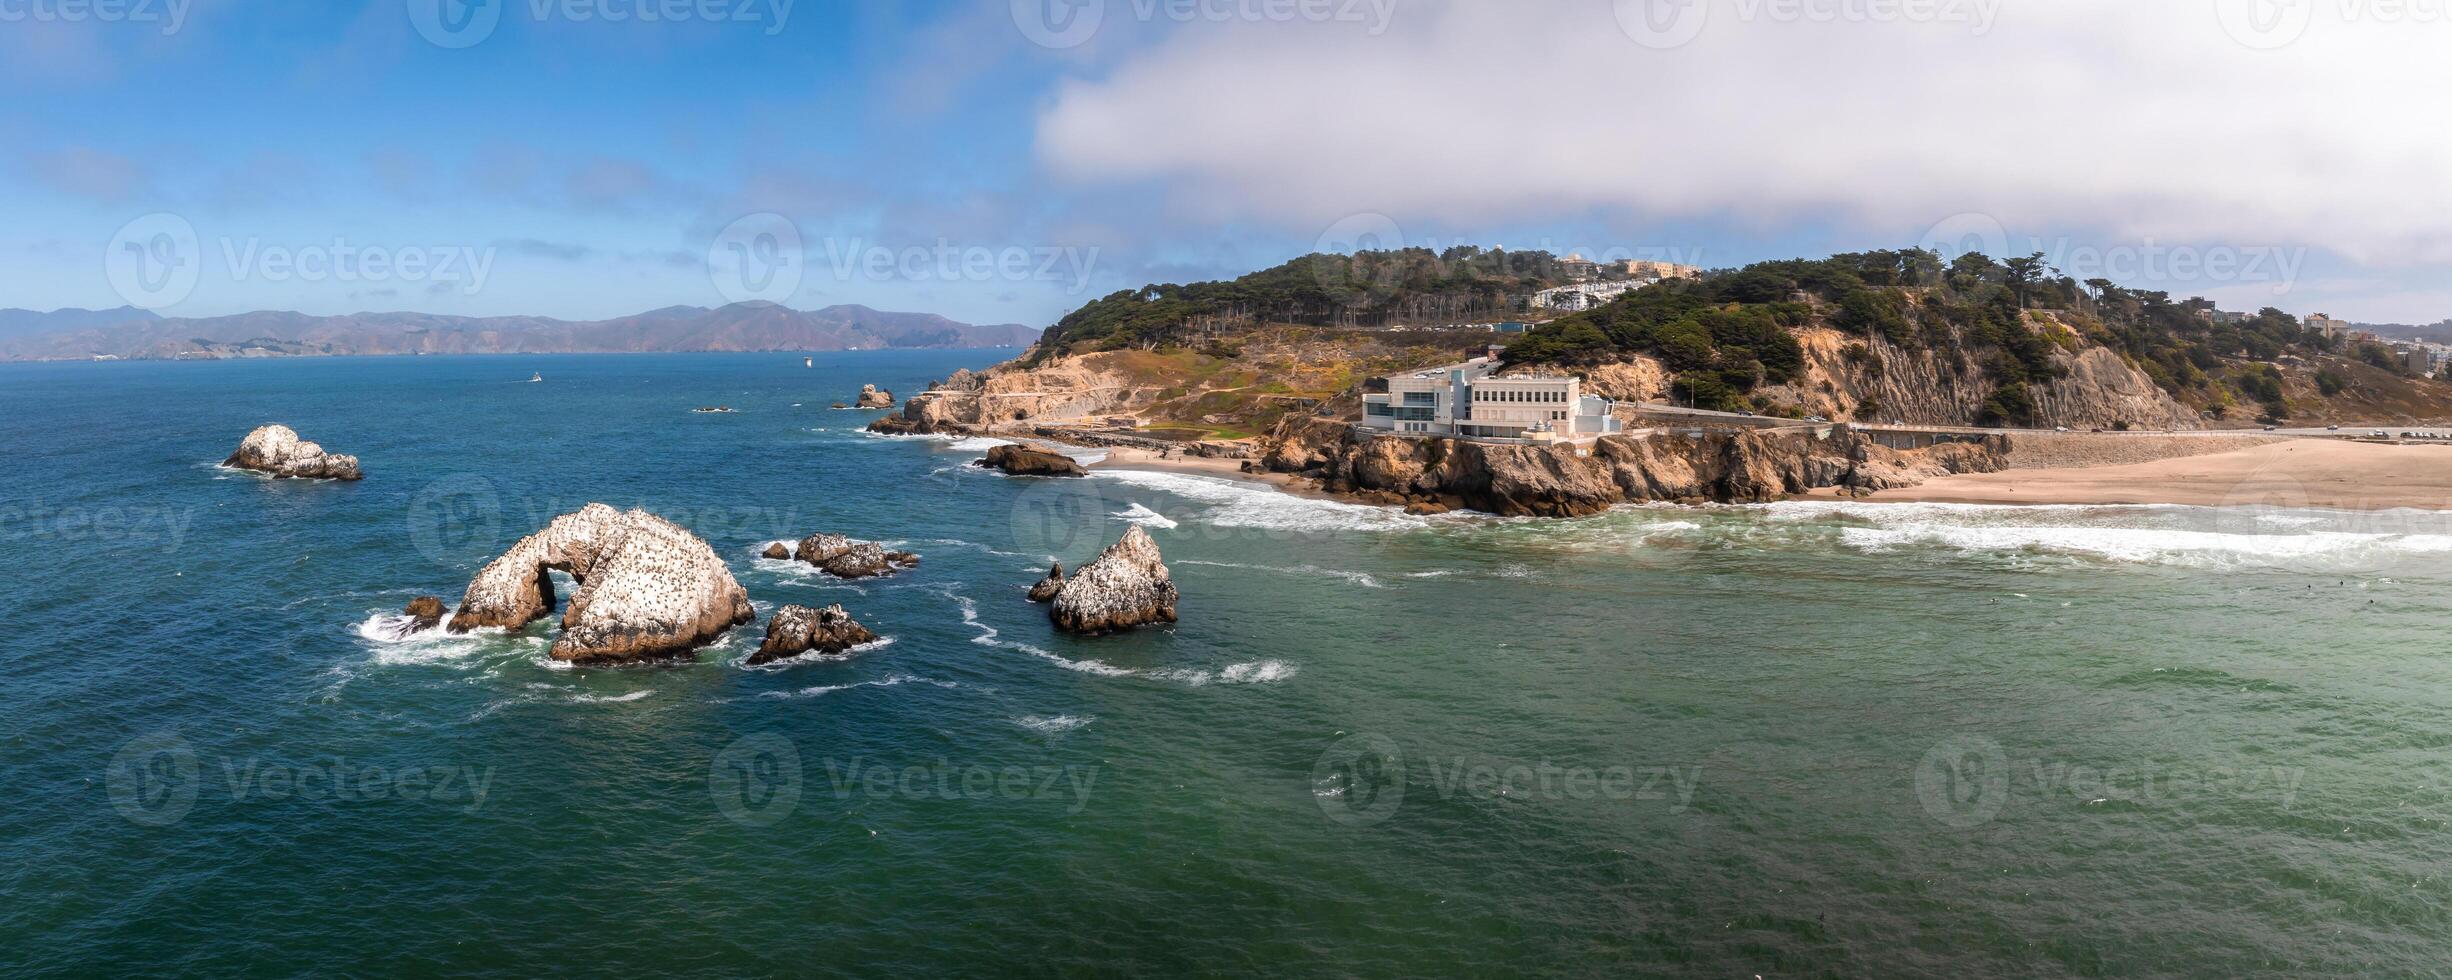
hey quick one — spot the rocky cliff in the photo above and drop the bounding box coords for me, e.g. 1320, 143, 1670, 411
1255, 416, 2006, 517
1750, 323, 2202, 430
447, 503, 755, 663
1048, 527, 1179, 634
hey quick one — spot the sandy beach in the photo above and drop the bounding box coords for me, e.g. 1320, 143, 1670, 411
1083, 444, 1339, 498
1862, 439, 2452, 510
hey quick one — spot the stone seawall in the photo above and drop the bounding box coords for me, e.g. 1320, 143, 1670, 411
2004, 433, 2290, 471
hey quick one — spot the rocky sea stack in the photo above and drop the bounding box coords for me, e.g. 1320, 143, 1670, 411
224, 424, 363, 480
978, 444, 1087, 477
447, 503, 754, 664
792, 533, 920, 579
1026, 562, 1066, 602
748, 603, 879, 666
855, 384, 895, 409
1048, 527, 1178, 635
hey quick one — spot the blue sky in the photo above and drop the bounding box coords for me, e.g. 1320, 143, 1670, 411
5, 1, 2448, 326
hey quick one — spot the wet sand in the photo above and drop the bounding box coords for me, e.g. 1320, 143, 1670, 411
1863, 439, 2452, 510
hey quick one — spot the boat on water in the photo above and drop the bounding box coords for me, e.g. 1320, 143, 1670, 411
528, 372, 543, 383
803, 356, 813, 368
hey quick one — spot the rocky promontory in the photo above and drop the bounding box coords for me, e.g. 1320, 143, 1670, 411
1048, 527, 1178, 635
855, 384, 895, 409
447, 503, 755, 663
977, 444, 1087, 477
224, 424, 363, 480
749, 603, 879, 666
1255, 416, 2006, 517
791, 533, 920, 579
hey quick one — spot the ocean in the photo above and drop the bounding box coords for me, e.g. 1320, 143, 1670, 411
6, 350, 2452, 977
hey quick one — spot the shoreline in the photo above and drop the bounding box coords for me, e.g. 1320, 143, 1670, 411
1014, 426, 2452, 515
1852, 439, 2452, 511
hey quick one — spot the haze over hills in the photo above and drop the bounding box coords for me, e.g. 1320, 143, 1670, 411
0, 302, 1038, 361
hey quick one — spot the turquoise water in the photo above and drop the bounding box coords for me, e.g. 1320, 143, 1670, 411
7, 352, 2452, 977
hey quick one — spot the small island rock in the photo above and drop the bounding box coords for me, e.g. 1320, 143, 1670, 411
977, 444, 1087, 477
447, 503, 754, 664
403, 596, 446, 631
1049, 527, 1178, 634
761, 542, 790, 560
748, 603, 879, 666
792, 533, 920, 579
1026, 562, 1065, 602
855, 384, 895, 409
224, 424, 363, 480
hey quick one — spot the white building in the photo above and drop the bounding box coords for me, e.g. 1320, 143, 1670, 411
1361, 349, 1623, 443
1530, 279, 1653, 312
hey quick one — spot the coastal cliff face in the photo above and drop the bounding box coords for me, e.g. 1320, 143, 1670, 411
1752, 324, 2202, 430
1255, 416, 2006, 517
448, 503, 755, 663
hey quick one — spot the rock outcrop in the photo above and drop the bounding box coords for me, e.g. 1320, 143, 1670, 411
224, 424, 363, 480
748, 603, 879, 666
1026, 562, 1066, 602
855, 384, 895, 409
403, 596, 445, 632
791, 533, 920, 579
1256, 415, 2007, 517
1048, 527, 1178, 634
977, 444, 1088, 477
761, 542, 790, 560
446, 504, 754, 663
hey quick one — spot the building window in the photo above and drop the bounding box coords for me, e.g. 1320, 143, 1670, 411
1402, 392, 1436, 407
1365, 403, 1393, 417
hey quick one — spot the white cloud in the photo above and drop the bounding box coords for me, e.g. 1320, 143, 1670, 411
1035, 0, 2452, 265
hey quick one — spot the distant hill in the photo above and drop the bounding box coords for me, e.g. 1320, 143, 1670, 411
0, 306, 160, 341
0, 303, 1038, 361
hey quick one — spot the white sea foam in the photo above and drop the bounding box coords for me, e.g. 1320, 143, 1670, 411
1218, 660, 1299, 683
942, 585, 1208, 686
1112, 503, 1179, 529
1838, 524, 2452, 566
1176, 559, 1382, 589
1013, 714, 1095, 733
568, 690, 653, 704
757, 672, 956, 700
1094, 469, 1429, 534
949, 436, 1016, 452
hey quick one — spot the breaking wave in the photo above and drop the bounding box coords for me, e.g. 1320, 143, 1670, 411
1093, 469, 1430, 534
